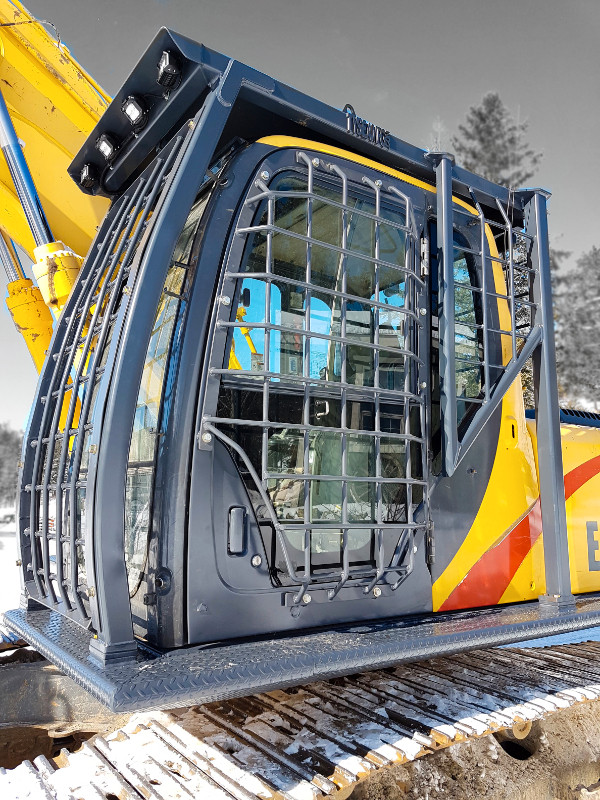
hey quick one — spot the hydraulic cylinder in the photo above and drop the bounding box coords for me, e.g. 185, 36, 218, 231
32, 241, 83, 317
5, 276, 53, 372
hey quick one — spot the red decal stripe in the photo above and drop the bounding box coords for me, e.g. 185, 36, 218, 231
564, 454, 600, 501
439, 452, 600, 612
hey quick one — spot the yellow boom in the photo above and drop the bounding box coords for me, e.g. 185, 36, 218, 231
0, 0, 109, 257
0, 0, 112, 369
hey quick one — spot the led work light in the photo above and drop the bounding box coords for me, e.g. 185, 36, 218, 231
157, 50, 180, 88
95, 133, 119, 161
79, 163, 97, 189
122, 96, 147, 128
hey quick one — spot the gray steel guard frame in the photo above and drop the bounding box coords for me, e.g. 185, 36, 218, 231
15, 27, 572, 664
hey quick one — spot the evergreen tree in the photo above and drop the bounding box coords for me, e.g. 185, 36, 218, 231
452, 92, 542, 188
452, 92, 549, 408
554, 247, 600, 408
0, 423, 22, 506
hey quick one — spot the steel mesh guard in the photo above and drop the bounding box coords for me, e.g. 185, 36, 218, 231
17, 136, 185, 626
203, 151, 429, 602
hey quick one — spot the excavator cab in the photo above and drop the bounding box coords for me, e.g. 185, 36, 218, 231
5, 28, 600, 712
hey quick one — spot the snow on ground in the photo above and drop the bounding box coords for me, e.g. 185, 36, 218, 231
503, 626, 600, 649
0, 513, 21, 618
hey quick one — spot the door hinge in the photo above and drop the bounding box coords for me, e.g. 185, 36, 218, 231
426, 519, 435, 565
420, 237, 429, 277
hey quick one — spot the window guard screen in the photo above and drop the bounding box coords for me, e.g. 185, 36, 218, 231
19, 137, 184, 626
203, 152, 429, 601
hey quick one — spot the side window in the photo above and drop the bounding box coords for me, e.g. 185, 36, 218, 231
124, 193, 209, 596
453, 235, 483, 416
211, 159, 427, 586
430, 223, 483, 473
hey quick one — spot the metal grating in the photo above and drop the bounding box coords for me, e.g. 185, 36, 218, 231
18, 136, 185, 626
432, 151, 543, 474
203, 152, 429, 602
457, 191, 537, 392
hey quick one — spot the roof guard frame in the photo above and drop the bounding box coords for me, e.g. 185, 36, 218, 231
70, 27, 527, 219
56, 31, 553, 663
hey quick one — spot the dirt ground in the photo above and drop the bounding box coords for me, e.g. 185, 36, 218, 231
350, 703, 600, 800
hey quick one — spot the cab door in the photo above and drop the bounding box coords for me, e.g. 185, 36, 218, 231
187, 143, 434, 643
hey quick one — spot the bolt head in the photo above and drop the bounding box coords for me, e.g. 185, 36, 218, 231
201, 431, 213, 444
251, 554, 262, 568
373, 586, 382, 598
419, 307, 427, 316
302, 593, 312, 604
413, 545, 418, 553
375, 179, 383, 188
420, 381, 427, 389
220, 295, 231, 306
312, 158, 320, 167
260, 170, 270, 181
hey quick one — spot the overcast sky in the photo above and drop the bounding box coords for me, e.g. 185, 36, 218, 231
1, 0, 599, 429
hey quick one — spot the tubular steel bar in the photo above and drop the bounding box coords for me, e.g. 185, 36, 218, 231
0, 86, 53, 247
42, 178, 150, 615
428, 153, 457, 475
26, 190, 138, 620
299, 151, 314, 599
60, 173, 155, 618
457, 325, 543, 461
328, 161, 350, 594
525, 189, 575, 610
467, 190, 491, 402
63, 186, 148, 614
494, 199, 518, 361
428, 156, 548, 479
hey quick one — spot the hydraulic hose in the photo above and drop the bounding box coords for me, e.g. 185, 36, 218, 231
0, 229, 24, 282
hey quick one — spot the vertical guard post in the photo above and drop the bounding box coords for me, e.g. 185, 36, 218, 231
526, 189, 575, 610
88, 63, 246, 663
427, 152, 457, 475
